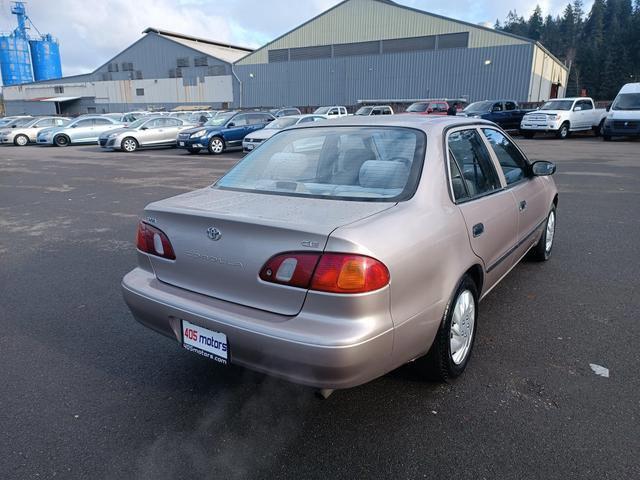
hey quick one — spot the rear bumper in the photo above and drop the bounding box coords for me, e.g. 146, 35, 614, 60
121, 268, 394, 389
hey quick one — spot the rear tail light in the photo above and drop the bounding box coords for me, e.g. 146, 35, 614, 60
136, 221, 176, 260
259, 252, 389, 294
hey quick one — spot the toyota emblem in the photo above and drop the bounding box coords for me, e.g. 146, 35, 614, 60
207, 227, 222, 241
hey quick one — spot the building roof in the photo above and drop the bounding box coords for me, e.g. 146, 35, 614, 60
142, 28, 252, 63
236, 0, 567, 70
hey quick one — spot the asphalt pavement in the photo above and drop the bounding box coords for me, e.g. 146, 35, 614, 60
1, 137, 639, 479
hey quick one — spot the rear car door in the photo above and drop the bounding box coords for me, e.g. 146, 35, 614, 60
162, 118, 182, 144
481, 128, 549, 258
92, 118, 119, 141
447, 127, 519, 283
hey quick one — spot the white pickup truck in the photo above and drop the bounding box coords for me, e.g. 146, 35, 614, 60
313, 106, 349, 119
520, 97, 607, 139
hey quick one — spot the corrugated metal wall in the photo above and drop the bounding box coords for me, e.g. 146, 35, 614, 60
236, 44, 533, 107
237, 0, 528, 66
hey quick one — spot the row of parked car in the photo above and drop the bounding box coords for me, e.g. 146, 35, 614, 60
1, 83, 637, 152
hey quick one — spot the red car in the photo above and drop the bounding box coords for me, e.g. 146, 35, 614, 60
404, 100, 451, 115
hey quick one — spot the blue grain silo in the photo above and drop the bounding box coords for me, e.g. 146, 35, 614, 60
29, 34, 62, 81
0, 3, 33, 85
0, 2, 62, 85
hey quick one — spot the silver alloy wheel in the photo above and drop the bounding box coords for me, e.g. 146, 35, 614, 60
450, 290, 475, 365
210, 137, 224, 154
15, 135, 28, 146
545, 211, 556, 254
122, 138, 137, 152
560, 125, 568, 138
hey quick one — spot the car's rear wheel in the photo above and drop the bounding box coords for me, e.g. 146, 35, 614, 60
530, 206, 556, 261
14, 134, 29, 146
522, 131, 535, 139
187, 147, 201, 154
208, 136, 225, 155
54, 134, 70, 147
556, 122, 570, 139
121, 137, 138, 153
419, 275, 478, 381
603, 134, 612, 142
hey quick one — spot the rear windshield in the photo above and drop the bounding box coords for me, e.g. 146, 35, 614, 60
540, 100, 574, 111
216, 127, 426, 202
267, 117, 299, 129
355, 107, 373, 115
611, 93, 640, 111
406, 102, 429, 112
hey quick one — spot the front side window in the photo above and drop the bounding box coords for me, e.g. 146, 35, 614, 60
505, 102, 517, 111
230, 114, 248, 126
492, 103, 503, 112
482, 129, 527, 185
205, 112, 234, 127
35, 119, 54, 127
216, 127, 426, 202
578, 100, 593, 110
447, 129, 501, 199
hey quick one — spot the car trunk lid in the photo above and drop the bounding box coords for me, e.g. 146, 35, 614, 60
143, 188, 395, 315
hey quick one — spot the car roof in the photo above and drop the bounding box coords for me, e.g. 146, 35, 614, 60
293, 114, 495, 134
620, 83, 640, 93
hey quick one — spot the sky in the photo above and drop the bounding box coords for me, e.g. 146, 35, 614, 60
0, 0, 594, 82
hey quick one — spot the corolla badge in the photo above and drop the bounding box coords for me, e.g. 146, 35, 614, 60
207, 227, 222, 241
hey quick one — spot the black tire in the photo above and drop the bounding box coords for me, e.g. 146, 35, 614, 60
593, 120, 605, 137
54, 134, 70, 147
603, 134, 612, 142
207, 136, 225, 155
556, 122, 570, 139
121, 136, 138, 153
530, 206, 556, 262
522, 131, 535, 139
187, 147, 201, 154
14, 134, 29, 146
418, 275, 479, 381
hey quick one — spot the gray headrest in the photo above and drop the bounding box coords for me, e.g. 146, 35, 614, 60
359, 160, 410, 189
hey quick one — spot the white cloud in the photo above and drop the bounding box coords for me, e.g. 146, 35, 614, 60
0, 0, 594, 83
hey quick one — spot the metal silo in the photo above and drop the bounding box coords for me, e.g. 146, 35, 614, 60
29, 34, 62, 81
0, 34, 33, 85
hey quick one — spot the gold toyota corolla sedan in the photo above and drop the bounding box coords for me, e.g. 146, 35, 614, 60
122, 116, 558, 390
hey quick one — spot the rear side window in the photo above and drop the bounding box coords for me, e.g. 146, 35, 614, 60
482, 129, 527, 185
447, 129, 501, 200
216, 127, 426, 202
505, 102, 517, 111
94, 118, 113, 125
74, 119, 94, 128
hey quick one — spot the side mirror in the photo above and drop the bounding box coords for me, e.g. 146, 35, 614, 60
227, 122, 235, 127
573, 106, 582, 111
532, 161, 556, 176
606, 105, 611, 112
140, 126, 148, 130
71, 124, 78, 128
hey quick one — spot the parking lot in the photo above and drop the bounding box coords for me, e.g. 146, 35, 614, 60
1, 137, 639, 479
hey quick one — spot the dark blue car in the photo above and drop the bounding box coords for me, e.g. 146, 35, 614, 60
177, 111, 275, 154
460, 100, 534, 130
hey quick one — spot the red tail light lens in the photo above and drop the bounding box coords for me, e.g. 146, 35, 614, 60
311, 254, 389, 293
136, 221, 176, 260
260, 252, 389, 294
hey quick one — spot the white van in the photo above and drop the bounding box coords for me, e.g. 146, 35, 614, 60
602, 83, 640, 141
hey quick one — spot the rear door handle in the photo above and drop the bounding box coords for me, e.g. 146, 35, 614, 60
472, 223, 484, 237
519, 200, 527, 211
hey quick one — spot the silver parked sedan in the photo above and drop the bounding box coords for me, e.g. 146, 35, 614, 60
36, 116, 124, 146
242, 114, 327, 152
122, 116, 558, 390
99, 116, 194, 152
0, 117, 69, 146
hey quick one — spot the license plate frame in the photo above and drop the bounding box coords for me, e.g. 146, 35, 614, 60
181, 320, 229, 365
178, 141, 185, 147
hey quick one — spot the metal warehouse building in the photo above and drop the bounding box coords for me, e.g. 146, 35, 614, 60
2, 0, 568, 115
235, 0, 568, 107
2, 28, 251, 116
